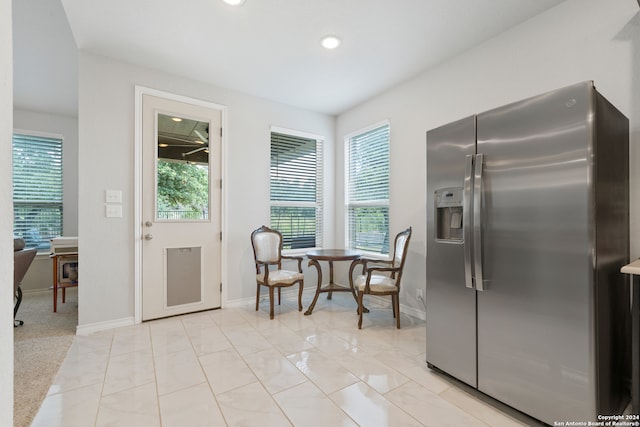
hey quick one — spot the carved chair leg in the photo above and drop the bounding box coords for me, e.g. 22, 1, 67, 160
297, 281, 303, 312
256, 283, 260, 311
14, 286, 22, 319
14, 287, 23, 327
269, 286, 275, 319
357, 290, 364, 329
392, 294, 396, 318
395, 294, 401, 329
278, 287, 281, 305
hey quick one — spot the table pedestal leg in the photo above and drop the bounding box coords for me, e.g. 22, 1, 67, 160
327, 261, 334, 300
304, 259, 322, 315
304, 253, 367, 315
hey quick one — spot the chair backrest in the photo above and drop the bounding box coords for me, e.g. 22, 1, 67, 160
391, 227, 412, 283
251, 226, 283, 266
14, 238, 37, 293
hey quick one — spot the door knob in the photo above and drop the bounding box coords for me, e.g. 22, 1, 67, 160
145, 221, 153, 227
144, 233, 153, 241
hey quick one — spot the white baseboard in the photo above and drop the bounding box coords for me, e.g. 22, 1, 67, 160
76, 316, 135, 336
224, 296, 255, 308
364, 295, 426, 321
400, 303, 426, 321
21, 288, 53, 294
225, 286, 314, 308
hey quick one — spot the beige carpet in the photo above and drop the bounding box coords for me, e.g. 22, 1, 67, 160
14, 287, 77, 427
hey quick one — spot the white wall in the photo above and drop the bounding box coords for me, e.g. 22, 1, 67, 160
335, 0, 640, 313
1, 0, 13, 422
77, 52, 334, 328
13, 109, 79, 291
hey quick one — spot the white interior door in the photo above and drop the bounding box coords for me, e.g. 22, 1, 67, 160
141, 94, 222, 321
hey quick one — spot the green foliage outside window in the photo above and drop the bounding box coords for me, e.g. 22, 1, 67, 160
271, 206, 317, 249
157, 161, 209, 220
349, 206, 389, 253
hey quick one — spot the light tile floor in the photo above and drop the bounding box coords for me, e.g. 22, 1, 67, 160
31, 292, 540, 426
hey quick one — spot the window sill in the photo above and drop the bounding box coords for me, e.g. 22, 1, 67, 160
282, 248, 317, 257
356, 251, 389, 261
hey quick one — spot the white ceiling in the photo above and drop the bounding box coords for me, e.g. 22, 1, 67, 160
14, 0, 567, 117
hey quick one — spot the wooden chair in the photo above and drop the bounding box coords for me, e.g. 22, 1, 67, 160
352, 227, 412, 329
251, 226, 304, 319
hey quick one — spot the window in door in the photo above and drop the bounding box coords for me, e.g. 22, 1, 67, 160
345, 122, 390, 254
12, 132, 64, 250
270, 129, 323, 250
156, 113, 210, 221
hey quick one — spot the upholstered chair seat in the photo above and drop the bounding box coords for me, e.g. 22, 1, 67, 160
354, 275, 398, 293
257, 270, 304, 286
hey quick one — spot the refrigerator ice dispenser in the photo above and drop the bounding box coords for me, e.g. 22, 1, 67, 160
435, 187, 463, 242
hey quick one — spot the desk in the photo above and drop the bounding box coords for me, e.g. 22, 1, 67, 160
621, 259, 640, 415
51, 252, 78, 312
304, 249, 361, 315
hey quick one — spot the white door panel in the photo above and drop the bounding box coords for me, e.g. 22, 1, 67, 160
141, 94, 222, 321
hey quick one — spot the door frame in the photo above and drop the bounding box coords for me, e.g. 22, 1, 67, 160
134, 86, 227, 324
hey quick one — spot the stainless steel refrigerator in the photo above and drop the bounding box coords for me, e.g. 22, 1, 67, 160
425, 81, 630, 424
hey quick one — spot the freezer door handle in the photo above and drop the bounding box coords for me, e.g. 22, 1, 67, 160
473, 153, 484, 291
463, 154, 474, 289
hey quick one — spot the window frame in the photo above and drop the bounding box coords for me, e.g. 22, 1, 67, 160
269, 126, 324, 253
12, 129, 64, 251
344, 120, 390, 256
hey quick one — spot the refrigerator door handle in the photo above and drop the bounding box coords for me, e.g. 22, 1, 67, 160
463, 154, 474, 289
473, 153, 484, 291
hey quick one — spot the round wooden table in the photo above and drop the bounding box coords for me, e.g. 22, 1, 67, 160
304, 249, 361, 315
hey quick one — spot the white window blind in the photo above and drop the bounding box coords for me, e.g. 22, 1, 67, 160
270, 131, 323, 250
346, 123, 390, 254
12, 133, 63, 250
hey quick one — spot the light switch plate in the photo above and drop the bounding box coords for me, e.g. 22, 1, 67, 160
105, 204, 123, 218
105, 190, 122, 203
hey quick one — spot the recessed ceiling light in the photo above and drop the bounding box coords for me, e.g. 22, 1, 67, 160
158, 143, 169, 148
171, 117, 183, 122
223, 0, 245, 5
320, 35, 341, 50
